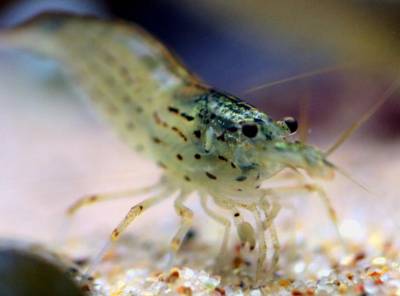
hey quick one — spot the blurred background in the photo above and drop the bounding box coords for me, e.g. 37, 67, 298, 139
0, 0, 399, 257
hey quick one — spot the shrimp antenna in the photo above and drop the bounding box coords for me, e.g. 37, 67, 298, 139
244, 63, 350, 94
329, 162, 374, 196
325, 78, 400, 156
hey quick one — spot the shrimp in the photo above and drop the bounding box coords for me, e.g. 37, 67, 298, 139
0, 12, 396, 281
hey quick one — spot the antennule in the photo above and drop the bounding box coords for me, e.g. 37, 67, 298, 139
325, 78, 400, 156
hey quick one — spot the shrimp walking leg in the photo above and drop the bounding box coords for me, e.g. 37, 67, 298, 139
263, 184, 340, 239
213, 196, 258, 252
259, 198, 281, 231
165, 192, 193, 268
110, 188, 173, 241
258, 198, 281, 277
85, 186, 174, 273
200, 194, 231, 264
269, 222, 280, 277
59, 180, 164, 248
254, 207, 267, 281
231, 203, 270, 282
67, 181, 164, 216
170, 192, 193, 253
213, 197, 268, 277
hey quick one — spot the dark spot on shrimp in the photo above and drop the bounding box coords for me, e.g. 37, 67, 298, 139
68, 267, 79, 274
205, 172, 217, 180
112, 229, 119, 238
184, 175, 191, 182
194, 154, 201, 159
176, 154, 183, 160
89, 195, 97, 202
153, 112, 169, 127
153, 112, 162, 125
236, 176, 247, 182
171, 126, 187, 141
180, 113, 194, 121
231, 162, 237, 169
168, 106, 179, 114
265, 133, 273, 141
234, 212, 240, 217
183, 229, 196, 244
152, 137, 162, 144
157, 162, 167, 169
193, 130, 201, 139
218, 155, 228, 161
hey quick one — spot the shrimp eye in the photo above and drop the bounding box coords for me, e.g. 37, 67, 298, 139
283, 117, 298, 134
242, 124, 258, 138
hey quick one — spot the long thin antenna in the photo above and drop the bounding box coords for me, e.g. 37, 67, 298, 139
244, 63, 350, 94
330, 162, 374, 196
325, 78, 400, 156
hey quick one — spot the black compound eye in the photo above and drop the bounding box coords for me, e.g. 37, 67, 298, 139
242, 124, 258, 138
283, 117, 298, 134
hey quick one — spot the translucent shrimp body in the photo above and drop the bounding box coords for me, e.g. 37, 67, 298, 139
0, 13, 337, 279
